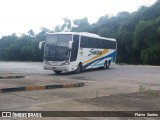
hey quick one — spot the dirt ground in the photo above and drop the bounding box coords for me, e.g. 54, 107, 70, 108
76, 91, 160, 111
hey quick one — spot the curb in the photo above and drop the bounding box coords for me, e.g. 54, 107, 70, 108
0, 82, 85, 93
0, 76, 25, 79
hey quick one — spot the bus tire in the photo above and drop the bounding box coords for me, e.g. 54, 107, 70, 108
74, 63, 82, 74
108, 60, 111, 69
54, 71, 62, 74
104, 61, 109, 69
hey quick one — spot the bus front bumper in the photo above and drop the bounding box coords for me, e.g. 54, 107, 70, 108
43, 64, 76, 72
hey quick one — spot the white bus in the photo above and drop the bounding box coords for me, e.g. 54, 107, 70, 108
39, 32, 117, 74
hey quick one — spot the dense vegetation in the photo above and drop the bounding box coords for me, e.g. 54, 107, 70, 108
0, 1, 160, 65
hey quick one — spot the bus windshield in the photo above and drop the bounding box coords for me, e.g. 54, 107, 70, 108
44, 34, 71, 61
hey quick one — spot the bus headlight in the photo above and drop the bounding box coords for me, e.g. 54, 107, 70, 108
43, 60, 51, 65
61, 61, 70, 65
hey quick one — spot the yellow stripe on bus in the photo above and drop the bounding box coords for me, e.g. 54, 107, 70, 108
83, 49, 109, 65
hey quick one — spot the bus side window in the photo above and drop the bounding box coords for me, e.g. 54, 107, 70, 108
94, 38, 100, 48
88, 37, 94, 48
80, 36, 88, 48
105, 40, 110, 49
110, 41, 113, 49
70, 35, 79, 62
100, 39, 106, 49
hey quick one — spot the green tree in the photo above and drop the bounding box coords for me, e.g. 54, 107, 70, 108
0, 1, 160, 65
28, 29, 35, 37
61, 18, 72, 32
72, 17, 90, 32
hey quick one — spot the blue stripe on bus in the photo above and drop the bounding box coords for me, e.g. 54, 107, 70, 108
82, 51, 116, 69
93, 63, 104, 67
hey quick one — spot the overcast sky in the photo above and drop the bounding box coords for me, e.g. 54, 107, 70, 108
0, 0, 156, 36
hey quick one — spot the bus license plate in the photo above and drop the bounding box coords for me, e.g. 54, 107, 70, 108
52, 67, 57, 69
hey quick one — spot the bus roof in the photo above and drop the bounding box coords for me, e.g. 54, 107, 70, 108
48, 32, 116, 41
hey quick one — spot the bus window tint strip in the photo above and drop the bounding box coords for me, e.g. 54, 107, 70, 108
80, 36, 116, 49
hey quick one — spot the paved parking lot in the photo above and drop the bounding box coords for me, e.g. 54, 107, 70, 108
0, 62, 160, 120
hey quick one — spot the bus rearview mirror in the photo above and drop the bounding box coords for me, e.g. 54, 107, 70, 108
39, 41, 45, 49
69, 41, 73, 49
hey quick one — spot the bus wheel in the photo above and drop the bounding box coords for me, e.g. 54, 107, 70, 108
104, 61, 109, 69
54, 71, 62, 74
74, 63, 82, 74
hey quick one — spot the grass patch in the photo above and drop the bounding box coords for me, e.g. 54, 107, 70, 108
138, 84, 160, 97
